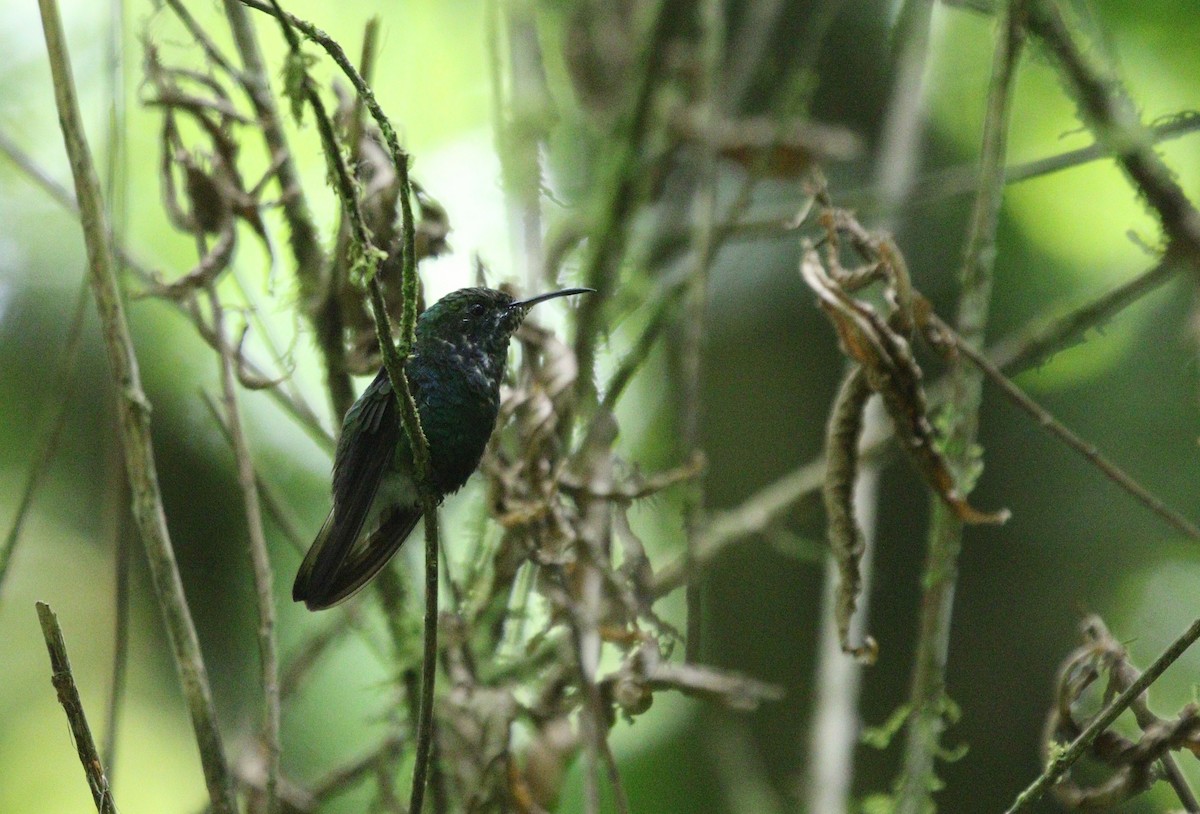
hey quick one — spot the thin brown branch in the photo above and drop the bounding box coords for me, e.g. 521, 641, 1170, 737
36, 602, 118, 814
208, 287, 281, 814
934, 315, 1200, 539
989, 255, 1184, 374
312, 737, 406, 802
653, 458, 827, 597
36, 0, 237, 807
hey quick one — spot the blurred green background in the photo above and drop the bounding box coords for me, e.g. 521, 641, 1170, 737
2, 0, 1200, 812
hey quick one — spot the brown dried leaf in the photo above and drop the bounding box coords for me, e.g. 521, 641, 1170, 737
823, 366, 877, 664
800, 246, 1009, 526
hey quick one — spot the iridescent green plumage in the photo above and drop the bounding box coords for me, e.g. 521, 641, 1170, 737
293, 286, 591, 610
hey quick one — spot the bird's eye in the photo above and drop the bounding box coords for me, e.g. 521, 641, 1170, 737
469, 303, 486, 317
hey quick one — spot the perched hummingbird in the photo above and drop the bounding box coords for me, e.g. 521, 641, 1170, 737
294, 286, 593, 610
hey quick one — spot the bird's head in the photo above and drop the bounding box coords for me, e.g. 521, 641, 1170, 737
415, 286, 593, 357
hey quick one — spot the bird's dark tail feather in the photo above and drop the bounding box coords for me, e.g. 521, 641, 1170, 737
293, 507, 422, 610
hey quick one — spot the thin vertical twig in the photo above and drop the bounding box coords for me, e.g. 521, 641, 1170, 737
253, 5, 437, 809
895, 4, 1026, 812
0, 279, 89, 597
938, 317, 1200, 540
35, 1, 237, 809
208, 286, 281, 814
805, 3, 935, 810
680, 0, 724, 665
36, 602, 119, 814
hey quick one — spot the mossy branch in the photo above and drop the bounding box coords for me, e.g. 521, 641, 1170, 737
895, 4, 1026, 811
257, 3, 439, 809
1005, 615, 1200, 812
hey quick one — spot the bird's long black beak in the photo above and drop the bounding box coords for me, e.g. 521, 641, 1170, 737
511, 287, 595, 311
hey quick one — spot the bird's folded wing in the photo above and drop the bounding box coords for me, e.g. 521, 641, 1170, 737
294, 368, 405, 608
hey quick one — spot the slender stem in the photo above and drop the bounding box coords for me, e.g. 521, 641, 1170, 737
1005, 615, 1200, 813
312, 737, 406, 802
680, 0, 724, 664
209, 287, 281, 814
989, 254, 1183, 374
409, 509, 440, 814
895, 5, 1025, 812
35, 1, 237, 808
653, 458, 828, 597
257, 5, 438, 808
942, 317, 1200, 539
0, 279, 89, 597
36, 602, 119, 814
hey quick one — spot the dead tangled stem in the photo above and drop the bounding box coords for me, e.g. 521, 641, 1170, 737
1043, 615, 1200, 810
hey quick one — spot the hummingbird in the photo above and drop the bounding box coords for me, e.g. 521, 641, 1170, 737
294, 286, 593, 610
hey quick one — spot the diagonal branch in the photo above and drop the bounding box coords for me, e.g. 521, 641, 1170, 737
933, 315, 1200, 540
36, 602, 118, 814
1005, 615, 1200, 813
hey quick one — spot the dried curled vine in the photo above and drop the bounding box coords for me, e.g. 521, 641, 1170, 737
1044, 615, 1200, 810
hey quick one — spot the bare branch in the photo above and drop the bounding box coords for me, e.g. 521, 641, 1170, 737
36, 602, 118, 814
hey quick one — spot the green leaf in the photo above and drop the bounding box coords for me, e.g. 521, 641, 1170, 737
862, 703, 912, 750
